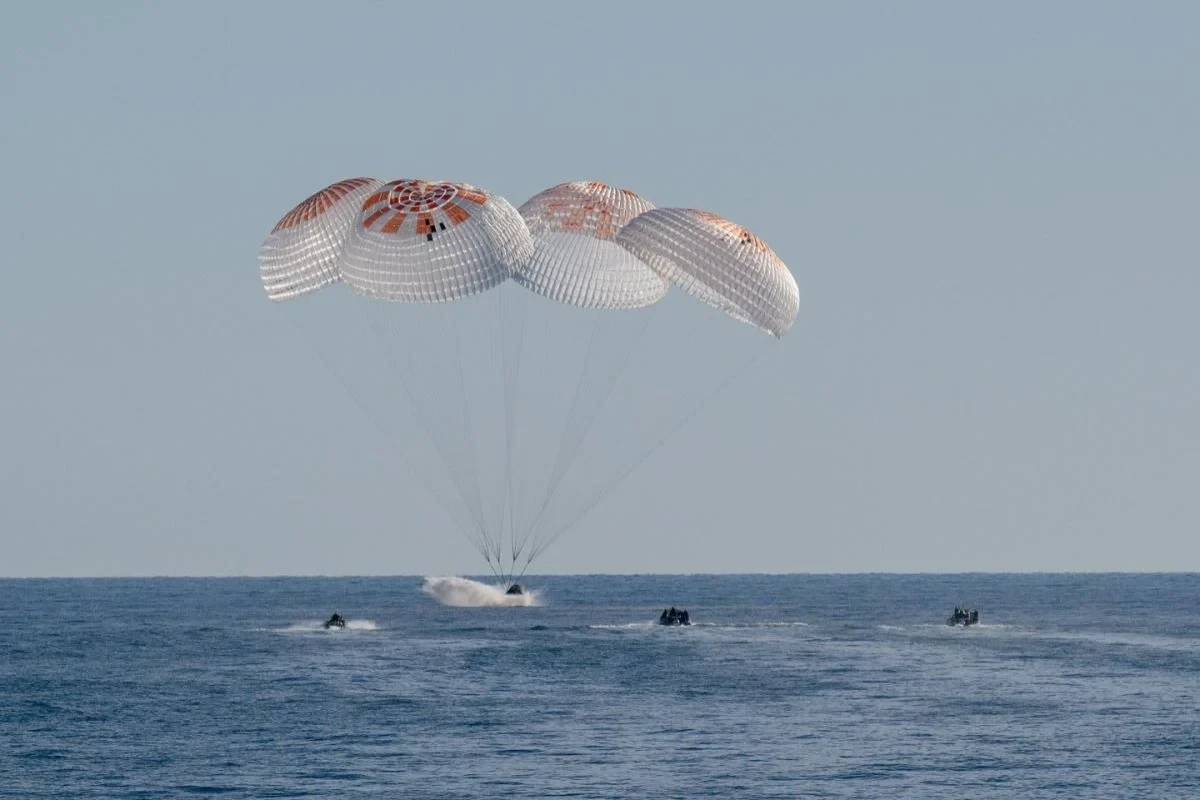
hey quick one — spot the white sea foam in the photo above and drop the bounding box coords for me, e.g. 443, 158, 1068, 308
421, 576, 538, 607
343, 619, 378, 631
589, 620, 809, 630
271, 619, 379, 633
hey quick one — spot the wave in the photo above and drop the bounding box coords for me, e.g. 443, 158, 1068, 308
1039, 629, 1200, 652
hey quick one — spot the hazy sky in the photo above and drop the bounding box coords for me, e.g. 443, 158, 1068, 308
2, 2, 1197, 577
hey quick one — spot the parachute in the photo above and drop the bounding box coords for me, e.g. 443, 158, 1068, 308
340, 180, 531, 303
614, 208, 800, 337
515, 181, 666, 309
259, 178, 383, 301
259, 177, 800, 588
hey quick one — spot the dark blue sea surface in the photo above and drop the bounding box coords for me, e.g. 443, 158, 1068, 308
2, 574, 1198, 798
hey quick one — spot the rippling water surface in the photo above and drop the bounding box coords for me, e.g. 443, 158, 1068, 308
2, 573, 1197, 798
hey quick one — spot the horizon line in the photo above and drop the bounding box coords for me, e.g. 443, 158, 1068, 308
3, 570, 1197, 581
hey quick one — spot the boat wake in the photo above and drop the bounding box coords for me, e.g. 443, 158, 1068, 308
270, 619, 380, 633
421, 576, 538, 607
589, 621, 659, 631
589, 620, 809, 631
878, 622, 1017, 633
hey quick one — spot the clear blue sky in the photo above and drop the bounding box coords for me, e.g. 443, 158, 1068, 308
2, 2, 1197, 577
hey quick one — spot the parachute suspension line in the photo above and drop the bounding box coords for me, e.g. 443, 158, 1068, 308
517, 308, 654, 560
442, 301, 492, 565
522, 334, 777, 569
367, 309, 484, 541
501, 286, 530, 582
511, 309, 602, 562
496, 286, 513, 580
363, 307, 491, 561
279, 306, 483, 551
506, 298, 553, 558
474, 288, 511, 582
497, 295, 513, 579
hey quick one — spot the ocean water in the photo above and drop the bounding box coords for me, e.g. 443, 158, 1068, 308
2, 573, 1197, 798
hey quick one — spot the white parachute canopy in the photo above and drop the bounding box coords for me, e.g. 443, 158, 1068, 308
258, 177, 801, 588
340, 179, 532, 303
259, 178, 384, 301
514, 181, 666, 309
614, 208, 800, 337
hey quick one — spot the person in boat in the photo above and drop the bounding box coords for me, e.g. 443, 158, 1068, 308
324, 611, 345, 629
948, 606, 980, 626
659, 606, 691, 626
